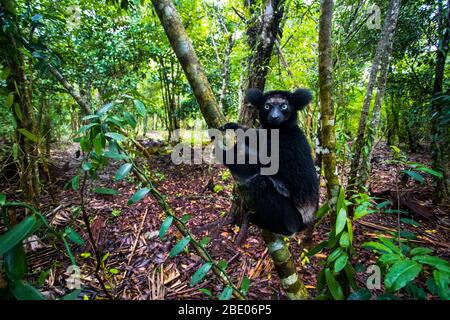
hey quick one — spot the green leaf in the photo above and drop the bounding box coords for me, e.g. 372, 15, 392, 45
11, 281, 45, 300
169, 236, 191, 258
433, 270, 449, 299
409, 247, 433, 256
327, 247, 344, 263
6, 92, 14, 108
31, 14, 43, 22
96, 102, 115, 116
347, 219, 353, 243
81, 115, 99, 121
335, 208, 347, 234
0, 194, 6, 206
400, 218, 421, 227
218, 286, 233, 300
362, 241, 393, 254
93, 133, 104, 155
347, 288, 372, 300
408, 164, 443, 179
159, 216, 173, 239
124, 112, 137, 129
240, 277, 250, 296
379, 253, 403, 265
64, 227, 85, 245
198, 288, 212, 297
354, 204, 370, 220
0, 215, 40, 255
339, 232, 350, 248
334, 253, 348, 273
190, 262, 213, 286
199, 236, 210, 247
103, 151, 129, 160
14, 103, 23, 122
384, 260, 422, 291
127, 187, 150, 205
324, 268, 344, 300
180, 214, 191, 223
77, 123, 98, 133
4, 244, 26, 281
18, 128, 38, 142
316, 202, 330, 219
71, 175, 80, 191
307, 240, 327, 256
133, 99, 146, 117
336, 187, 346, 213
81, 162, 93, 171
109, 268, 119, 275
105, 132, 126, 142
93, 187, 119, 195
412, 255, 450, 273
59, 289, 82, 300
217, 260, 228, 271
402, 170, 425, 183
115, 163, 132, 181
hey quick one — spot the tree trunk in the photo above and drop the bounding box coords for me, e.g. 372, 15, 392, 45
431, 0, 450, 201
1, 0, 40, 201
318, 0, 340, 201
151, 0, 225, 129
348, 0, 401, 192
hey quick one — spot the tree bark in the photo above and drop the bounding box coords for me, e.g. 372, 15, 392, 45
151, 0, 226, 129
348, 0, 401, 192
318, 0, 340, 201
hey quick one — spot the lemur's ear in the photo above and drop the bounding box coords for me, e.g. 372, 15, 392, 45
245, 88, 265, 108
291, 88, 312, 110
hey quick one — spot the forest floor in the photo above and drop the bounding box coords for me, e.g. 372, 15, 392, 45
1, 139, 449, 300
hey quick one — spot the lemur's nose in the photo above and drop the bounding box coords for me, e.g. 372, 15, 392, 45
271, 114, 280, 121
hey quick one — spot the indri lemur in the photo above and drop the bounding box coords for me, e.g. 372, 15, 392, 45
218, 88, 319, 236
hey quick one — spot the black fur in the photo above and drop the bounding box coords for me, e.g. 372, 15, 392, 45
219, 88, 319, 236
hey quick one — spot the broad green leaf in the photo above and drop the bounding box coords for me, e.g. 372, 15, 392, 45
402, 170, 425, 183
169, 236, 191, 258
77, 123, 98, 133
409, 247, 433, 256
334, 253, 348, 273
71, 175, 80, 191
339, 232, 350, 248
336, 187, 346, 213
0, 194, 6, 206
81, 114, 99, 121
316, 202, 330, 219
14, 103, 23, 121
240, 277, 250, 296
105, 132, 126, 142
11, 281, 45, 300
0, 215, 40, 255
362, 241, 393, 254
103, 151, 129, 160
354, 204, 370, 220
335, 208, 347, 234
347, 288, 371, 300
412, 255, 450, 273
82, 162, 92, 171
217, 260, 228, 271
199, 236, 210, 247
159, 216, 173, 239
400, 218, 421, 227
218, 286, 233, 300
93, 133, 104, 155
180, 214, 191, 223
4, 244, 26, 281
327, 247, 344, 263
18, 128, 38, 142
115, 163, 132, 181
325, 268, 344, 300
133, 99, 146, 117
307, 240, 327, 256
93, 187, 119, 195
190, 262, 212, 286
378, 237, 402, 254
109, 268, 119, 275
408, 164, 443, 178
384, 260, 422, 291
127, 187, 150, 205
6, 92, 14, 107
433, 270, 449, 299
124, 112, 137, 129
59, 289, 82, 300
347, 219, 353, 243
64, 227, 85, 245
379, 253, 403, 265
96, 102, 115, 116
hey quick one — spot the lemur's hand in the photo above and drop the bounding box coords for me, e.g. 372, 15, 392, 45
219, 122, 241, 131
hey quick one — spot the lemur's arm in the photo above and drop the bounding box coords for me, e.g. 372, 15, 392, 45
218, 122, 250, 131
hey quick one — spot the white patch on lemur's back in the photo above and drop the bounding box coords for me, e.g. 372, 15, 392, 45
296, 203, 316, 226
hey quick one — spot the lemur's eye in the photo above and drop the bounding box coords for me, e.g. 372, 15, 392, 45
281, 104, 288, 110
264, 104, 271, 110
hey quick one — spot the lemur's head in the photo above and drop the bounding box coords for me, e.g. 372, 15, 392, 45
245, 88, 312, 129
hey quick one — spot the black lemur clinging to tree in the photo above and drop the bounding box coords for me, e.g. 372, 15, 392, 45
218, 88, 319, 236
